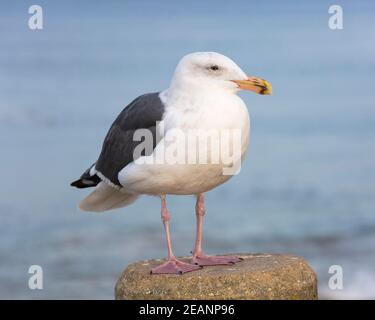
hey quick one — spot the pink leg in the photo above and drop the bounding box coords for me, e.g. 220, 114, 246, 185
191, 194, 243, 266
151, 195, 201, 275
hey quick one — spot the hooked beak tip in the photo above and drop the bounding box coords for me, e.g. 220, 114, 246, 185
232, 76, 272, 95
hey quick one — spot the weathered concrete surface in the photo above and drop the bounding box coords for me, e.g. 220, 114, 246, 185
115, 253, 318, 300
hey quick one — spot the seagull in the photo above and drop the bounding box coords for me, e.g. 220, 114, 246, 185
71, 52, 272, 274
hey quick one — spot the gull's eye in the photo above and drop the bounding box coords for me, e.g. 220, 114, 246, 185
208, 65, 219, 71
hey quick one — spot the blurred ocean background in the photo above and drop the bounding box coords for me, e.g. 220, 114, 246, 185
0, 0, 374, 299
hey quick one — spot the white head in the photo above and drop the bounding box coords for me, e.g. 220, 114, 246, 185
169, 52, 272, 95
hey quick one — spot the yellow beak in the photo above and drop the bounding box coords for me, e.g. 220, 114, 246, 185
232, 76, 272, 95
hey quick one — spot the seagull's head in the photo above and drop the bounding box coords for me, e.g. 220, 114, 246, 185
170, 52, 272, 95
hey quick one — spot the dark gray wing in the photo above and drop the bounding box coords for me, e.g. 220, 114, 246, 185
71, 92, 165, 188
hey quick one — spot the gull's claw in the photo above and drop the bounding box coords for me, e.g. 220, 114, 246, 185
151, 258, 202, 275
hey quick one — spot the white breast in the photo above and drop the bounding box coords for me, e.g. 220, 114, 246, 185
118, 90, 250, 195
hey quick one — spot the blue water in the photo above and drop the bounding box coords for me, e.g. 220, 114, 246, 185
0, 0, 374, 299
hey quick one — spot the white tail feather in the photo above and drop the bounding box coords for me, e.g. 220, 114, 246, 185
79, 182, 139, 212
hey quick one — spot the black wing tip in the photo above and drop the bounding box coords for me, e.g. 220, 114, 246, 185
70, 179, 87, 188
70, 178, 100, 189
71, 163, 101, 189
